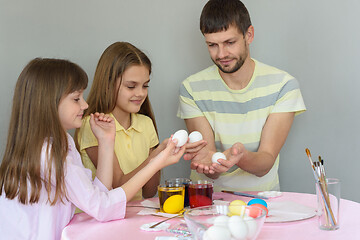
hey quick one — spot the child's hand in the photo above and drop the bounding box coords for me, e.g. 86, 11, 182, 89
147, 138, 169, 162
150, 137, 185, 169
89, 112, 115, 142
157, 138, 169, 151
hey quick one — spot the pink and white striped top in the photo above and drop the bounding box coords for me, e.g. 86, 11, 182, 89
0, 133, 127, 240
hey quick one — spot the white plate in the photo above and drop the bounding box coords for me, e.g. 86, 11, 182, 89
258, 191, 282, 198
140, 222, 171, 231
265, 201, 316, 223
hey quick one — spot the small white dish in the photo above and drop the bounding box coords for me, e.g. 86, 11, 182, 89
140, 222, 171, 231
258, 191, 282, 198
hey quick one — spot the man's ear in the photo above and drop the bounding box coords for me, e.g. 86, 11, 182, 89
245, 25, 254, 44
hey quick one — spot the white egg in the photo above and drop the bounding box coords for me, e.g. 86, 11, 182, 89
213, 215, 230, 227
244, 216, 258, 239
188, 131, 203, 143
204, 226, 231, 240
212, 152, 227, 164
228, 216, 248, 240
202, 231, 212, 240
172, 130, 188, 147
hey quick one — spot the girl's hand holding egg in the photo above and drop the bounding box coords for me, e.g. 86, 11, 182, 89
172, 130, 188, 147
172, 129, 188, 154
153, 137, 185, 169
172, 129, 204, 148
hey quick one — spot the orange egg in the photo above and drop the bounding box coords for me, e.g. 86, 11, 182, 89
248, 203, 268, 217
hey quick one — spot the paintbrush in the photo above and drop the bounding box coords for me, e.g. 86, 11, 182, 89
305, 148, 320, 180
149, 213, 183, 228
221, 190, 269, 199
305, 148, 315, 170
318, 156, 326, 179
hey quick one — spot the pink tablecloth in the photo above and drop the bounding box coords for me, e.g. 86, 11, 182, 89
61, 192, 360, 240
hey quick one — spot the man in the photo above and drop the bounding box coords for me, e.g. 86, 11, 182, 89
178, 0, 306, 192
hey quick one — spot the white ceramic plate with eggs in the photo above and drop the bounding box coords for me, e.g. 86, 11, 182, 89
265, 201, 316, 223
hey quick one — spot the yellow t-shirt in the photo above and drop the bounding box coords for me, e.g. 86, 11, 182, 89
77, 113, 159, 201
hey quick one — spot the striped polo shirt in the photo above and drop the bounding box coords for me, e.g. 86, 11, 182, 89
177, 59, 306, 191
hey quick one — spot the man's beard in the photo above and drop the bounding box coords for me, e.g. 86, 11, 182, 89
214, 56, 246, 74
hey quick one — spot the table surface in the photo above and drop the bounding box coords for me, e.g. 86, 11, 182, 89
61, 192, 360, 240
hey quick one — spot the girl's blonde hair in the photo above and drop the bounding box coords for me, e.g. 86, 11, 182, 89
82, 42, 158, 132
0, 58, 88, 205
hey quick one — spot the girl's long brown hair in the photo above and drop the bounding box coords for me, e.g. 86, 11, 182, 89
0, 58, 88, 205
78, 42, 158, 135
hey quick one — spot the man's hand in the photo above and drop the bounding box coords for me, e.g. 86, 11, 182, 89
212, 143, 245, 173
181, 139, 214, 173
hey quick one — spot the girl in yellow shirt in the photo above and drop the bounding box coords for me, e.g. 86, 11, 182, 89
76, 42, 166, 201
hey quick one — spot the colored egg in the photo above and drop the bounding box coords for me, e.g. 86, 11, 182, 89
163, 195, 184, 214
188, 131, 203, 143
249, 203, 268, 217
212, 152, 227, 164
247, 198, 268, 208
247, 205, 262, 218
172, 130, 188, 147
228, 200, 246, 216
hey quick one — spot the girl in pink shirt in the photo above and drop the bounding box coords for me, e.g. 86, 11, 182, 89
0, 58, 184, 240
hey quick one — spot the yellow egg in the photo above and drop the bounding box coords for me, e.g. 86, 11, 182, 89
163, 195, 184, 214
228, 200, 246, 216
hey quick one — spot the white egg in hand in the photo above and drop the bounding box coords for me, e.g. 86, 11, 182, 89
212, 152, 227, 164
172, 130, 188, 147
188, 131, 203, 143
203, 226, 231, 240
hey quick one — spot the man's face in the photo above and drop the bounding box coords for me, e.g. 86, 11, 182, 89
204, 25, 250, 74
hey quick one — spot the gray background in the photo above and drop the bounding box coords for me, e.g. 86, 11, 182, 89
1, 0, 359, 202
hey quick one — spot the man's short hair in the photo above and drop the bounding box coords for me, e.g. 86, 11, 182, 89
200, 0, 252, 35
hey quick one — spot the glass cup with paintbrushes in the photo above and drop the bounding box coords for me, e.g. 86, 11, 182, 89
305, 148, 340, 230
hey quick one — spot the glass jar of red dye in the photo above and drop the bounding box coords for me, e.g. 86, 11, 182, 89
189, 180, 214, 208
